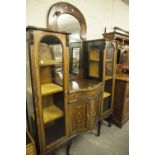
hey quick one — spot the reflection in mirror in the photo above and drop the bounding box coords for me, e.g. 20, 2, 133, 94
57, 14, 82, 81
72, 47, 80, 73
57, 14, 81, 42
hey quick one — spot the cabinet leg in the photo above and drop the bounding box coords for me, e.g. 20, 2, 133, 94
97, 120, 102, 136
108, 115, 112, 127
66, 141, 72, 155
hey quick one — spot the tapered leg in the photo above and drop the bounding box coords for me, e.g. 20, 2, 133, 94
66, 141, 72, 155
97, 120, 102, 136
108, 115, 112, 127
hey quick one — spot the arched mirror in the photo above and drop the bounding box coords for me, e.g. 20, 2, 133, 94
47, 2, 87, 81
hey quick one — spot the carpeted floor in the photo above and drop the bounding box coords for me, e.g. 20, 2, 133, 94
55, 121, 129, 155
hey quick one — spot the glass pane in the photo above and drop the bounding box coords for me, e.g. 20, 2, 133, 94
39, 35, 63, 86
72, 47, 80, 73
26, 36, 37, 139
105, 43, 114, 76
120, 49, 127, 64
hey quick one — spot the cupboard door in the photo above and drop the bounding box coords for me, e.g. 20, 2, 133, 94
87, 97, 99, 129
69, 102, 87, 134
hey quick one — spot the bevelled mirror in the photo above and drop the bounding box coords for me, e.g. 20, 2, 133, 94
57, 14, 82, 80
47, 2, 87, 81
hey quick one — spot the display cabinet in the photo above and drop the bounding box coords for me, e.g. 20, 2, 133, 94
26, 2, 108, 155
26, 26, 70, 155
113, 76, 129, 127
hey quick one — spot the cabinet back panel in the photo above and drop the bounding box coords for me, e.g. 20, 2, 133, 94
42, 96, 54, 108
105, 80, 112, 93
40, 67, 53, 84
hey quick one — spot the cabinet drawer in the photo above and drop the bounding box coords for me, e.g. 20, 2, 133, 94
69, 86, 103, 102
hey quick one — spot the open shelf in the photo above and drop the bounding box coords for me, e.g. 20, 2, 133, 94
30, 104, 64, 125
39, 60, 62, 66
41, 83, 63, 96
90, 74, 99, 78
89, 58, 99, 62
105, 76, 113, 80
43, 105, 64, 124
103, 91, 111, 99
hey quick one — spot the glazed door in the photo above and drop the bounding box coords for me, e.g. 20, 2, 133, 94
84, 40, 104, 81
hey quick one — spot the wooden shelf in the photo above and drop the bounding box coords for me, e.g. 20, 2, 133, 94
89, 59, 99, 62
39, 60, 62, 66
43, 105, 64, 124
105, 76, 113, 80
103, 91, 111, 99
41, 83, 63, 96
89, 74, 99, 78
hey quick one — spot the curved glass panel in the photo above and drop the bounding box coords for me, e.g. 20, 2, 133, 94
105, 43, 115, 76
38, 35, 65, 145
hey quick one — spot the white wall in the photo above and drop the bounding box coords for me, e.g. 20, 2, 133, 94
26, 0, 128, 40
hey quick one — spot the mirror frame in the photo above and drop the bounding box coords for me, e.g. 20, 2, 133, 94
47, 2, 87, 41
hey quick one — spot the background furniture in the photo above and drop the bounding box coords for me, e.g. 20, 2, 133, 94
113, 75, 129, 127
103, 27, 129, 127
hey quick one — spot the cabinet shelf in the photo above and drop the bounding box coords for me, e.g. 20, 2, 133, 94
31, 105, 64, 125
41, 83, 63, 96
103, 91, 111, 99
43, 105, 64, 124
89, 74, 98, 78
89, 59, 99, 62
105, 76, 113, 80
39, 60, 62, 66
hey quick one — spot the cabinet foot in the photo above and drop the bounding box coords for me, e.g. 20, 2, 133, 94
66, 141, 72, 155
97, 120, 102, 136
